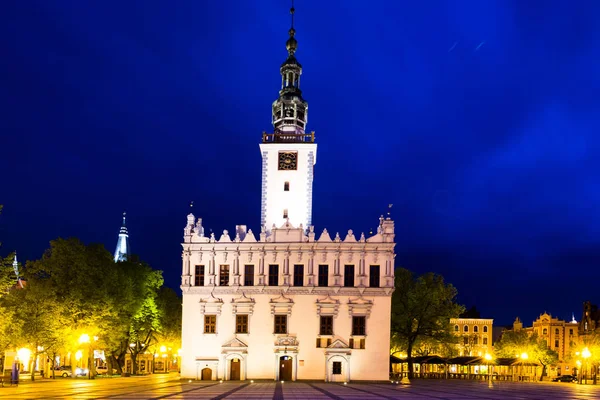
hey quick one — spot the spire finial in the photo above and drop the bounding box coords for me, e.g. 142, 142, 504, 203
286, 0, 297, 55
290, 0, 295, 30
122, 211, 127, 226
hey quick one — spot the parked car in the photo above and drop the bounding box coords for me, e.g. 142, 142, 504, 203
552, 375, 577, 382
96, 366, 115, 375
54, 366, 72, 378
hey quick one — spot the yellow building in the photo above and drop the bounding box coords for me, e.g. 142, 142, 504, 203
513, 312, 579, 376
450, 318, 493, 357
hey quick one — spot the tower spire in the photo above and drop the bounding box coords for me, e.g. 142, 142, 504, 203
114, 211, 130, 262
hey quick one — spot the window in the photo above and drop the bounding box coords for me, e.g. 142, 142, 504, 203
194, 265, 205, 286
274, 315, 287, 334
344, 265, 355, 287
219, 265, 229, 286
473, 326, 478, 333
483, 337, 488, 345
454, 325, 459, 332
293, 264, 304, 286
483, 326, 488, 333
570, 328, 574, 335
369, 265, 380, 288
332, 361, 342, 375
244, 265, 254, 286
318, 265, 329, 287
555, 328, 559, 335
464, 326, 469, 333
349, 338, 354, 348
359, 338, 365, 349
268, 265, 279, 286
543, 328, 547, 335
473, 337, 478, 345
284, 181, 290, 191
352, 316, 366, 336
463, 337, 468, 345
204, 315, 216, 333
236, 315, 248, 334
320, 316, 333, 335
283, 209, 288, 219
555, 339, 559, 348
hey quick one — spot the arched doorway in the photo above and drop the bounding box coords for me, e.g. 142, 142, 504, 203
230, 358, 241, 380
279, 356, 292, 381
201, 367, 212, 380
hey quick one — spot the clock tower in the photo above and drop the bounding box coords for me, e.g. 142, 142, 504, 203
259, 4, 317, 232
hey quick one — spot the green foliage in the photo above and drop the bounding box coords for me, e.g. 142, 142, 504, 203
495, 329, 559, 381
390, 268, 464, 376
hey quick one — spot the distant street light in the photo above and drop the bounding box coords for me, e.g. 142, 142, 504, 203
582, 347, 591, 385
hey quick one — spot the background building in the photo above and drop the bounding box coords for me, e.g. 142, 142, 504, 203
450, 318, 493, 357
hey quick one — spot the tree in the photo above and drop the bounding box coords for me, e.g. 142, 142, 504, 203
495, 329, 558, 381
390, 268, 464, 377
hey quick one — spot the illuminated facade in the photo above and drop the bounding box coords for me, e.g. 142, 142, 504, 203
450, 318, 493, 356
113, 212, 130, 262
179, 5, 395, 382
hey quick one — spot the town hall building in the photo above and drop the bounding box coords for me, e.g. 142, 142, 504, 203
179, 5, 396, 382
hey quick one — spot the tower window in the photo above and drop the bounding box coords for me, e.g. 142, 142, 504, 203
283, 209, 288, 219
284, 181, 290, 191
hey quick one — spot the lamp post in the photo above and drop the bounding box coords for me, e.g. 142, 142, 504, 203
484, 353, 493, 387
582, 347, 591, 385
520, 352, 528, 382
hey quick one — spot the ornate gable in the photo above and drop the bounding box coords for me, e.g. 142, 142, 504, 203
199, 293, 224, 315
316, 294, 340, 317
348, 296, 374, 318
231, 293, 256, 315
270, 292, 294, 315
222, 337, 248, 349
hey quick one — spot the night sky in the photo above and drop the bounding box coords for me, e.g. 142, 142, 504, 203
1, 0, 599, 327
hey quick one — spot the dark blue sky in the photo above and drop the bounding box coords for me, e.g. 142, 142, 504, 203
1, 0, 599, 327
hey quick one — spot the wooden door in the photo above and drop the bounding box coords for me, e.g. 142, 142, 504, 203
230, 359, 240, 380
279, 357, 292, 381
201, 367, 212, 380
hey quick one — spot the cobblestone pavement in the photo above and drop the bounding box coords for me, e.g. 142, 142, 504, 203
1, 374, 600, 399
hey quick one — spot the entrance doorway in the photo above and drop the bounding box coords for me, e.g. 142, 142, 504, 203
230, 358, 240, 380
279, 356, 292, 381
201, 367, 212, 380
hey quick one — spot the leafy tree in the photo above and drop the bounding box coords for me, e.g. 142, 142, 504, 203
495, 329, 558, 381
390, 268, 464, 377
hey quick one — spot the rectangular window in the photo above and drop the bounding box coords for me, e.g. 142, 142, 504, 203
349, 338, 354, 349
473, 337, 478, 345
352, 316, 366, 336
320, 316, 333, 335
204, 315, 216, 334
268, 264, 279, 286
483, 337, 488, 345
284, 181, 290, 191
244, 265, 254, 286
359, 338, 365, 349
194, 265, 205, 286
464, 337, 468, 345
369, 265, 380, 288
332, 361, 342, 375
293, 264, 304, 286
219, 265, 230, 286
555, 339, 559, 348
570, 329, 573, 335
236, 315, 248, 334
283, 209, 288, 219
274, 315, 287, 334
344, 265, 355, 287
318, 265, 329, 287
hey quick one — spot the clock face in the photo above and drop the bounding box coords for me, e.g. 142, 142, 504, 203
278, 152, 298, 170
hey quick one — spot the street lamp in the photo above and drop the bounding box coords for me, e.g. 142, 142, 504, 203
484, 353, 493, 387
520, 353, 528, 382
582, 347, 591, 385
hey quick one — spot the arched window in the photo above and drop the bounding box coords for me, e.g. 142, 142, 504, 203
555, 328, 559, 335
454, 325, 459, 332
483, 337, 488, 345
473, 326, 479, 333
483, 326, 488, 333
543, 328, 547, 335
464, 325, 469, 333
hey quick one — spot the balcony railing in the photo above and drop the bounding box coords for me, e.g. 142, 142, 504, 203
262, 131, 315, 143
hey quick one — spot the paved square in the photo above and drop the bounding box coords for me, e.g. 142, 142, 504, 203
0, 374, 599, 399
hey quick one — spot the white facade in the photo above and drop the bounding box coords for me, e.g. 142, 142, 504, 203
180, 218, 395, 381
259, 142, 317, 231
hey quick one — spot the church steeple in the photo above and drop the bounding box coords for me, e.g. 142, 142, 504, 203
270, 0, 309, 138
113, 212, 130, 262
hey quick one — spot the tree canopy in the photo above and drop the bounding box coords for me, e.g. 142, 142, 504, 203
495, 329, 558, 381
390, 268, 464, 376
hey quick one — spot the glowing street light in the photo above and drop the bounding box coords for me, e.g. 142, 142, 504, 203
484, 353, 493, 387
582, 347, 591, 384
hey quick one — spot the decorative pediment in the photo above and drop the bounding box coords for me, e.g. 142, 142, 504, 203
348, 296, 374, 318
222, 337, 248, 349
275, 336, 299, 347
318, 228, 332, 242
327, 338, 349, 349
316, 294, 340, 317
325, 338, 352, 356
231, 293, 256, 315
242, 230, 257, 242
344, 230, 357, 242
218, 230, 232, 242
270, 292, 294, 315
199, 293, 224, 315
